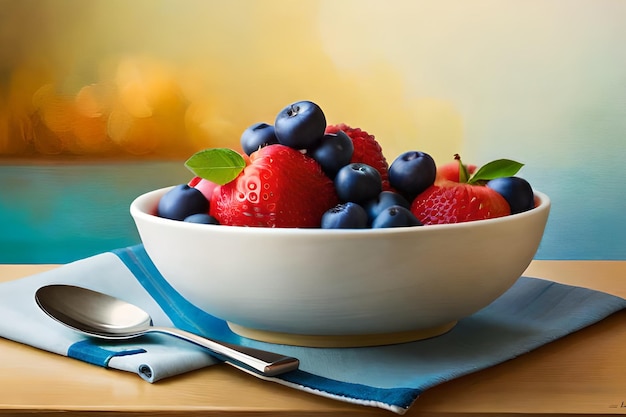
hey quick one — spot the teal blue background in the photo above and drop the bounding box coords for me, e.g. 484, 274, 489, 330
0, 162, 191, 264
0, 159, 624, 263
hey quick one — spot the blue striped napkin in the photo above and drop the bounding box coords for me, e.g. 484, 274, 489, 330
1, 244, 625, 414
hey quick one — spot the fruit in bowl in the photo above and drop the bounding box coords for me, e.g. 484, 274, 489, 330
130, 101, 551, 347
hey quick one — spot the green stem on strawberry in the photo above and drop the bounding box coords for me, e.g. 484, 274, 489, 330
454, 154, 524, 185
455, 154, 470, 183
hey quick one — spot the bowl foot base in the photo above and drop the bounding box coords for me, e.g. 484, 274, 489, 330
227, 321, 457, 347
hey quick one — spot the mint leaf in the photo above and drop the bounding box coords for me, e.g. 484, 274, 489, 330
184, 148, 246, 185
468, 159, 524, 184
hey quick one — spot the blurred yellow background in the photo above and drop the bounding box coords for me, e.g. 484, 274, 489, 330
1, 0, 625, 261
0, 0, 470, 162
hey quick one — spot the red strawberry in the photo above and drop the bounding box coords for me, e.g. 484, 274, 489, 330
436, 160, 477, 183
325, 123, 390, 190
411, 155, 519, 225
210, 144, 338, 227
410, 181, 510, 224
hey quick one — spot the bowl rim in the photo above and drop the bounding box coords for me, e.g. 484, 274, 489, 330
130, 186, 550, 236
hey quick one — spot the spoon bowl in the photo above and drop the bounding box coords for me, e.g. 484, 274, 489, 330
35, 284, 299, 376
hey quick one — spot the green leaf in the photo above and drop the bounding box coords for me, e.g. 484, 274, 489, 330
467, 159, 524, 184
184, 148, 246, 185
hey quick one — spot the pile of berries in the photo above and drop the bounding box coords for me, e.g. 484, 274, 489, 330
157, 100, 535, 229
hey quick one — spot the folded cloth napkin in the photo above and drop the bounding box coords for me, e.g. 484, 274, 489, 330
1, 245, 625, 414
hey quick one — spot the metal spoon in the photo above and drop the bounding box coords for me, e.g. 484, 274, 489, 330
34, 284, 299, 376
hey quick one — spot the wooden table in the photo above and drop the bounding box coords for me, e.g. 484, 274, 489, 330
1, 261, 625, 416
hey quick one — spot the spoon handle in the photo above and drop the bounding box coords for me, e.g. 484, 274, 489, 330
149, 326, 299, 376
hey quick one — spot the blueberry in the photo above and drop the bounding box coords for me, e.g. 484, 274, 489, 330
388, 151, 437, 199
487, 176, 535, 214
371, 205, 422, 228
274, 100, 326, 150
240, 122, 279, 156
334, 163, 383, 205
309, 130, 354, 178
157, 184, 209, 221
364, 191, 411, 224
184, 213, 220, 224
321, 203, 368, 229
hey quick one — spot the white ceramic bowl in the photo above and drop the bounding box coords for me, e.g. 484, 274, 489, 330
130, 187, 550, 347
